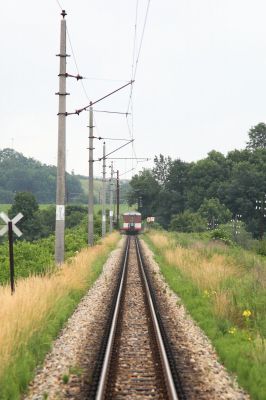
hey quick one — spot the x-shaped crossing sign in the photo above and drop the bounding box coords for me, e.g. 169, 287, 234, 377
0, 212, 23, 237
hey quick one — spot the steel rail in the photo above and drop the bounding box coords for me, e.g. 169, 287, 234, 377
135, 237, 179, 400
95, 237, 130, 400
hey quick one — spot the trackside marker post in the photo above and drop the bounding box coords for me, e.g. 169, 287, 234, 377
0, 212, 23, 295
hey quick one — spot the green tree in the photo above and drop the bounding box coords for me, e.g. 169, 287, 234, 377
0, 148, 84, 203
9, 192, 42, 241
170, 211, 207, 232
127, 170, 160, 218
198, 198, 231, 226
186, 151, 229, 210
152, 154, 172, 185
246, 122, 266, 150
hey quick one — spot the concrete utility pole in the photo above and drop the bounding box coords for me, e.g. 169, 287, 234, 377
88, 104, 94, 246
102, 142, 106, 237
116, 170, 120, 229
55, 10, 68, 264
109, 162, 114, 233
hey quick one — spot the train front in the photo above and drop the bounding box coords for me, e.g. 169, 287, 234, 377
122, 211, 142, 235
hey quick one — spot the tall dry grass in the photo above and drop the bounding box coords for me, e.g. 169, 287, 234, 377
149, 232, 240, 321
148, 232, 173, 249
163, 246, 238, 291
0, 232, 119, 380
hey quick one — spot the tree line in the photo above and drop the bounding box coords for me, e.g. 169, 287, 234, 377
0, 148, 84, 203
128, 123, 266, 237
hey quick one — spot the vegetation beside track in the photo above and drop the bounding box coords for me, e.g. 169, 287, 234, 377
145, 230, 266, 400
0, 232, 120, 400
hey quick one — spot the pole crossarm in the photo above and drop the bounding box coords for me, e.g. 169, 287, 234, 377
93, 136, 132, 141
105, 157, 150, 160
98, 139, 134, 161
58, 73, 84, 80
59, 80, 134, 117
93, 109, 131, 115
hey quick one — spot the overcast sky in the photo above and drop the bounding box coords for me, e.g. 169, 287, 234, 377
1, 1, 266, 178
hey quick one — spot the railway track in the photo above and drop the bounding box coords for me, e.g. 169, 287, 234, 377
88, 236, 186, 400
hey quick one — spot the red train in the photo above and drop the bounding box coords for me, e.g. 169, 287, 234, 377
122, 211, 142, 234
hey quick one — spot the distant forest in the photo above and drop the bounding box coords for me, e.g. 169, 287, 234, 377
0, 148, 130, 204
0, 149, 84, 203
128, 123, 266, 237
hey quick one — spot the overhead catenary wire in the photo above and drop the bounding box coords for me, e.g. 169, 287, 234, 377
124, 0, 152, 177
54, 2, 150, 177
55, 0, 63, 10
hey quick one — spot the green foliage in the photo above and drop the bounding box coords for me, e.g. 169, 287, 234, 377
9, 192, 42, 241
210, 227, 232, 245
127, 169, 160, 218
145, 232, 266, 400
129, 139, 266, 237
246, 122, 266, 150
0, 148, 84, 203
170, 210, 207, 232
198, 198, 231, 225
0, 246, 116, 399
0, 210, 104, 285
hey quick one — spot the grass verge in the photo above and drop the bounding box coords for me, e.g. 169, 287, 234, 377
144, 231, 266, 400
0, 232, 119, 400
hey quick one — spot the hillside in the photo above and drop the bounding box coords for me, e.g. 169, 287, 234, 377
78, 175, 131, 204
0, 149, 84, 203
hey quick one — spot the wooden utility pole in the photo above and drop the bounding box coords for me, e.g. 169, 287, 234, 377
109, 162, 114, 233
116, 170, 120, 229
55, 10, 67, 264
88, 104, 94, 246
102, 142, 106, 237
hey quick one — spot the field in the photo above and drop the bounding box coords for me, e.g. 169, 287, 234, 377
145, 230, 266, 400
0, 204, 10, 214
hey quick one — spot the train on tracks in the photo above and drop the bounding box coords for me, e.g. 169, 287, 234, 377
121, 211, 142, 234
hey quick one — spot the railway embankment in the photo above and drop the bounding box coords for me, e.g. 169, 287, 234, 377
21, 233, 252, 399
0, 232, 120, 400
145, 230, 266, 400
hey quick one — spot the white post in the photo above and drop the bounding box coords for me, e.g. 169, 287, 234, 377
88, 104, 94, 246
55, 10, 68, 264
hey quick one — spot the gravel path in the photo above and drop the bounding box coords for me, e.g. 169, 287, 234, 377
24, 240, 124, 400
141, 238, 250, 400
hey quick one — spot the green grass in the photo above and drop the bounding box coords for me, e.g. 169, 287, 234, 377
0, 238, 118, 400
145, 231, 266, 400
0, 204, 10, 213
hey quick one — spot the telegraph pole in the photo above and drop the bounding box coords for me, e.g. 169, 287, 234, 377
102, 142, 106, 237
109, 162, 114, 233
88, 104, 94, 246
55, 10, 68, 264
116, 170, 120, 229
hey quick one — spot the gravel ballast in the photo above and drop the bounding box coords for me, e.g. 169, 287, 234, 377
24, 237, 250, 399
141, 238, 250, 400
24, 240, 124, 400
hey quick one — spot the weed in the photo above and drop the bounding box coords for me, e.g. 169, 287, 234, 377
62, 374, 69, 384
69, 365, 84, 377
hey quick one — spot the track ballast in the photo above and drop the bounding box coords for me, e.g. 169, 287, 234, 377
88, 236, 186, 400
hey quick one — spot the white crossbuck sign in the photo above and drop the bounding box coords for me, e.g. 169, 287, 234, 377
0, 212, 23, 237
